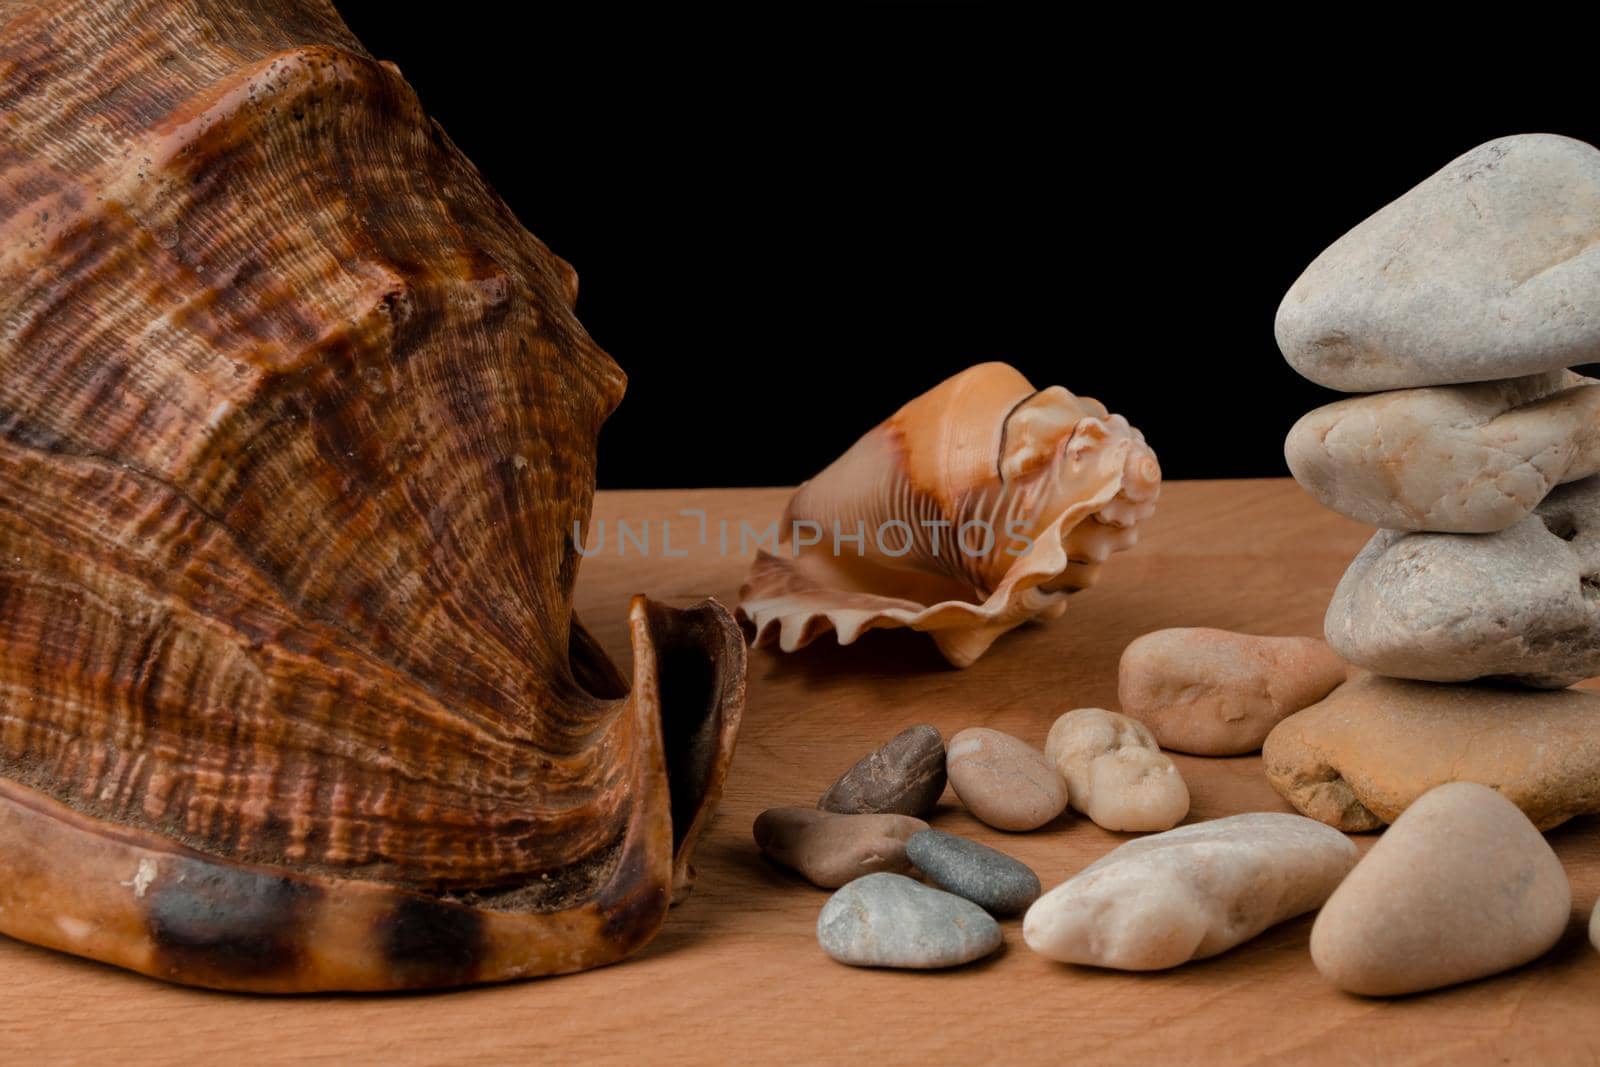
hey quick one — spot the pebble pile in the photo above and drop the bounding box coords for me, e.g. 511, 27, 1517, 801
1272, 135, 1600, 820
1277, 133, 1600, 691
757, 133, 1600, 999
1262, 131, 1600, 993
757, 718, 1194, 970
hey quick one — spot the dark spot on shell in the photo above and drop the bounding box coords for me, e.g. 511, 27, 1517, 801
599, 876, 668, 951
596, 837, 669, 950
147, 858, 315, 980
377, 895, 484, 987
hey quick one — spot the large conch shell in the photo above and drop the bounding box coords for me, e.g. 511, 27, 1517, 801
738, 363, 1160, 667
0, 0, 745, 991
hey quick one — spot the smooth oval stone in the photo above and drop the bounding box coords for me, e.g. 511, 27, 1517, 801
816, 873, 1002, 970
1044, 708, 1188, 831
1118, 628, 1347, 756
1264, 675, 1600, 831
818, 724, 946, 817
1286, 371, 1600, 534
1023, 813, 1357, 970
905, 829, 1040, 916
753, 807, 927, 889
945, 727, 1067, 830
1325, 476, 1600, 688
1277, 133, 1600, 392
1311, 782, 1570, 996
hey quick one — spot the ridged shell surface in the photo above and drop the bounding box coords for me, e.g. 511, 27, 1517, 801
0, 0, 745, 991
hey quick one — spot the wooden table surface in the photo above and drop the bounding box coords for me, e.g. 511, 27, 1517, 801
3, 479, 1598, 1065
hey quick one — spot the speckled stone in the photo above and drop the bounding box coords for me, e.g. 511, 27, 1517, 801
1285, 370, 1600, 534
1277, 133, 1600, 392
1311, 783, 1570, 996
945, 727, 1067, 831
818, 724, 947, 817
816, 873, 1002, 970
905, 829, 1041, 916
1324, 476, 1600, 689
1265, 675, 1600, 831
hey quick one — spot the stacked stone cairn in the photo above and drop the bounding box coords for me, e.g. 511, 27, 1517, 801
1265, 133, 1600, 833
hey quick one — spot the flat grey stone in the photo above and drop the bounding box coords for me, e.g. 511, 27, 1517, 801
1277, 133, 1600, 391
905, 829, 1041, 916
1325, 476, 1600, 687
816, 873, 1002, 969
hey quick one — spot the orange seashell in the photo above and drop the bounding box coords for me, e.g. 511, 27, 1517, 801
0, 0, 744, 991
738, 363, 1160, 667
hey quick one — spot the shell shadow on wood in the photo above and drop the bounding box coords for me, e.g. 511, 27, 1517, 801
737, 363, 1160, 667
0, 0, 745, 991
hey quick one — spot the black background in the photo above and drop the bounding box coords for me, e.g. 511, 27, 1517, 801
336, 6, 1600, 489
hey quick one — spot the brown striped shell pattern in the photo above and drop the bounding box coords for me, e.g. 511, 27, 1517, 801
0, 0, 745, 991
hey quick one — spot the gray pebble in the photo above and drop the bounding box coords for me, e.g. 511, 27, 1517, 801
906, 829, 1041, 916
818, 724, 946, 817
1325, 475, 1600, 688
816, 873, 1002, 969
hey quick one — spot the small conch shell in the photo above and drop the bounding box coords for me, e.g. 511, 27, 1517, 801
737, 363, 1160, 667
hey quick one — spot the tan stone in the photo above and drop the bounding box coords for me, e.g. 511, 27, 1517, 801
1044, 708, 1188, 832
1118, 628, 1347, 756
1311, 782, 1570, 996
945, 727, 1068, 831
1263, 675, 1600, 831
753, 807, 927, 889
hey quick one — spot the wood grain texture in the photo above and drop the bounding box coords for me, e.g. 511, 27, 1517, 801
5, 480, 1600, 1064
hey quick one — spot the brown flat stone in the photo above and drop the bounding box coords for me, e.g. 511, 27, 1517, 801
1264, 675, 1600, 831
